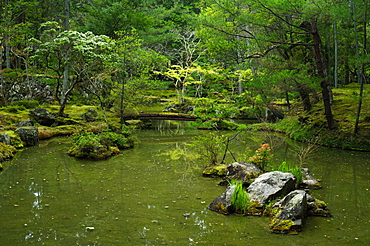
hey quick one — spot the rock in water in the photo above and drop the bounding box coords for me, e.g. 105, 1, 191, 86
15, 127, 39, 146
219, 162, 262, 185
247, 171, 296, 206
269, 190, 307, 233
208, 185, 236, 215
301, 168, 321, 189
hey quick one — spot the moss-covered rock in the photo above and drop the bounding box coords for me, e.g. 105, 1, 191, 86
202, 163, 227, 177
67, 130, 134, 160
0, 142, 17, 161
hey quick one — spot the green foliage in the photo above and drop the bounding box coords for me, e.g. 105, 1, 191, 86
68, 129, 133, 160
99, 130, 130, 149
190, 131, 229, 165
1, 105, 27, 113
248, 143, 274, 171
230, 179, 249, 213
11, 100, 39, 109
275, 161, 302, 184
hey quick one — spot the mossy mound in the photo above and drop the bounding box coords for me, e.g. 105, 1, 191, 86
0, 142, 17, 161
202, 163, 227, 177
67, 130, 134, 160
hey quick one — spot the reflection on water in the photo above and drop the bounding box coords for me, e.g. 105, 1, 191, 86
0, 128, 370, 245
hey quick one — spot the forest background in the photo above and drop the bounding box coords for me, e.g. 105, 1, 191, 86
1, 0, 370, 151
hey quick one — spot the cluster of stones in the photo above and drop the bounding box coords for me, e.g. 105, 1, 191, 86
207, 162, 331, 234
0, 108, 99, 165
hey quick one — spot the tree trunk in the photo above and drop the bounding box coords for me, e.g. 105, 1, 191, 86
58, 65, 69, 116
333, 21, 338, 88
296, 83, 312, 111
119, 80, 125, 126
58, 0, 70, 117
310, 20, 335, 129
354, 3, 367, 134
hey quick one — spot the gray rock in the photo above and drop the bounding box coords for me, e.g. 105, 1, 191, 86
306, 194, 332, 217
81, 108, 98, 122
301, 168, 321, 189
29, 108, 56, 126
270, 190, 307, 233
247, 171, 296, 206
208, 185, 236, 215
0, 133, 11, 145
15, 127, 39, 146
15, 120, 34, 127
219, 162, 262, 185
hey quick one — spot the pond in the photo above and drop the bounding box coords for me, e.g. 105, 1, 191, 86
0, 122, 369, 245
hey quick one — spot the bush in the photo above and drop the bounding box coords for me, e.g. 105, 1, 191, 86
230, 179, 249, 213
68, 130, 133, 160
11, 100, 39, 109
275, 161, 302, 184
248, 143, 274, 171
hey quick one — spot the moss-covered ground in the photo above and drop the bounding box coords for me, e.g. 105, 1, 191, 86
251, 83, 370, 151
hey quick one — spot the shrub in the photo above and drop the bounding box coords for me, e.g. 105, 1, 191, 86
275, 161, 302, 184
11, 100, 39, 109
248, 143, 274, 171
68, 130, 134, 160
230, 179, 249, 213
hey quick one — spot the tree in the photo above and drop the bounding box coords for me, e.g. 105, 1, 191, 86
198, 0, 336, 128
159, 29, 203, 104
31, 22, 112, 116
106, 30, 168, 127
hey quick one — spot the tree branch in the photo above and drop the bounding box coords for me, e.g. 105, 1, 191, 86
202, 23, 255, 39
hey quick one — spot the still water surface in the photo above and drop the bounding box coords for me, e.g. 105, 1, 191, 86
0, 124, 369, 245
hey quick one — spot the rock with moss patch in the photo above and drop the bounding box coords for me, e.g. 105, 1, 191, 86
29, 108, 56, 126
208, 185, 236, 215
269, 190, 307, 233
0, 142, 17, 162
81, 108, 98, 122
15, 127, 39, 146
219, 162, 262, 185
0, 133, 11, 145
202, 163, 227, 177
306, 194, 332, 217
301, 168, 321, 189
14, 120, 34, 127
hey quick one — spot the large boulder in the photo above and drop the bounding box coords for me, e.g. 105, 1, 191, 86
269, 190, 307, 233
208, 185, 236, 215
247, 171, 296, 206
14, 127, 39, 146
219, 162, 262, 185
29, 108, 56, 126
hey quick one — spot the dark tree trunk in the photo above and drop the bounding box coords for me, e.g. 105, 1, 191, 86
296, 82, 312, 111
310, 20, 335, 129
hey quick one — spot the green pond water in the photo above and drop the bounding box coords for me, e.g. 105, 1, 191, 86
0, 122, 370, 245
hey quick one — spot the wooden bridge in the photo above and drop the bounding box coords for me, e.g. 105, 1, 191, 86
123, 112, 200, 121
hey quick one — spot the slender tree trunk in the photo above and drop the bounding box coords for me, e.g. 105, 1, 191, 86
311, 20, 335, 129
59, 65, 69, 116
58, 0, 70, 116
119, 80, 125, 126
333, 21, 338, 88
354, 3, 367, 134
